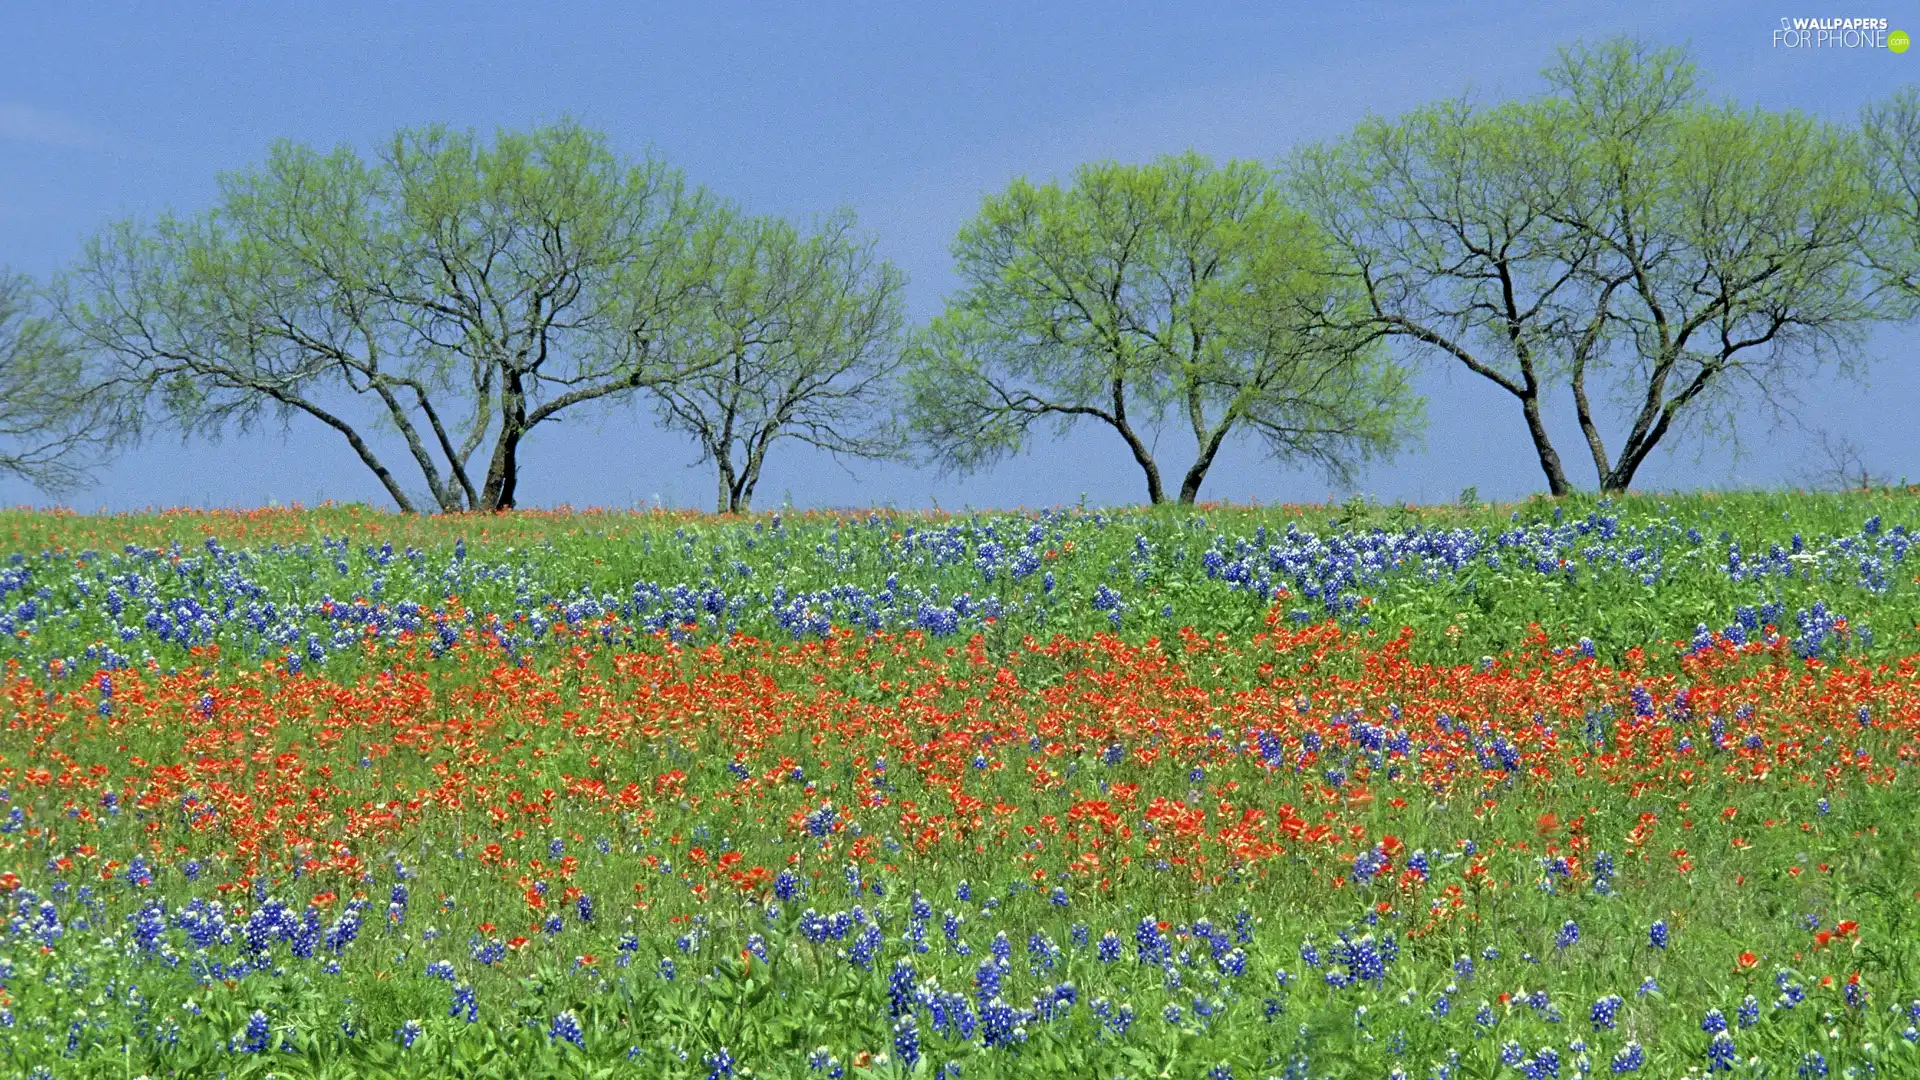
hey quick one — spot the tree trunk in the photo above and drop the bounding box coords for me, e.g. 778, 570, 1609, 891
1132, 445, 1166, 504
1519, 393, 1573, 497
1109, 377, 1165, 504
715, 452, 736, 514
1598, 348, 1708, 494
1569, 359, 1614, 489
481, 430, 521, 511
1177, 425, 1232, 505
734, 436, 770, 514
481, 370, 527, 511
1600, 423, 1668, 493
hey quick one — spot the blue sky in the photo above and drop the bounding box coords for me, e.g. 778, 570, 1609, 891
0, 2, 1912, 511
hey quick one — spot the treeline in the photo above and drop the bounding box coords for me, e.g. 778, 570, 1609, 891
6, 38, 1920, 511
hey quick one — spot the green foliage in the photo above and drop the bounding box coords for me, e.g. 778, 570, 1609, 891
0, 270, 109, 491
646, 208, 909, 513
904, 152, 1423, 505
0, 494, 1915, 1076
1290, 36, 1883, 496
61, 121, 725, 512
2, 490, 1920, 674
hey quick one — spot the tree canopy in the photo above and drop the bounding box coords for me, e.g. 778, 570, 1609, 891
0, 271, 111, 491
904, 152, 1422, 505
31, 45, 1920, 510
1861, 85, 1920, 314
63, 121, 724, 511
1290, 38, 1879, 494
645, 208, 907, 513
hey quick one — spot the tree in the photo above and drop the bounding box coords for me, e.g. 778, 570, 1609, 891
1552, 42, 1877, 492
1797, 430, 1887, 491
1291, 38, 1878, 495
0, 270, 110, 491
646, 209, 907, 513
61, 121, 723, 512
904, 152, 1421, 506
1290, 95, 1598, 494
1860, 85, 1920, 313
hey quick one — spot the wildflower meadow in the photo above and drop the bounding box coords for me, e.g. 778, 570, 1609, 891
1, 492, 1918, 1079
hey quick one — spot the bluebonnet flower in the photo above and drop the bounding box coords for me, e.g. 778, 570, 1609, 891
549, 1009, 585, 1048
1135, 917, 1169, 964
893, 1016, 920, 1068
1706, 1030, 1736, 1072
1219, 947, 1247, 978
238, 1010, 270, 1054
1341, 936, 1386, 984
1776, 972, 1807, 1010
1590, 994, 1622, 1031
1649, 920, 1669, 949
774, 869, 801, 901
397, 1019, 423, 1049
1555, 920, 1579, 949
847, 924, 883, 970
450, 982, 477, 1022
1611, 1041, 1645, 1073
1629, 685, 1654, 717
705, 1046, 736, 1079
975, 958, 1005, 1005
1350, 848, 1387, 884
131, 900, 166, 952
888, 959, 917, 1017
804, 803, 836, 837
979, 997, 1019, 1048
930, 991, 976, 1041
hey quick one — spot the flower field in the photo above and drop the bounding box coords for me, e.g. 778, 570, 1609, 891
2, 494, 1920, 1078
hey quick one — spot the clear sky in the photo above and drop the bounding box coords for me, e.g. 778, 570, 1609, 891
0, 2, 1912, 512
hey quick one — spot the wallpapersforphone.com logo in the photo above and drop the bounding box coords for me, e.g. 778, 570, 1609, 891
1772, 16, 1907, 50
